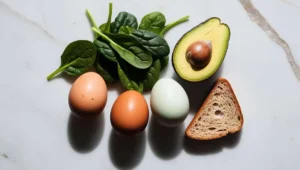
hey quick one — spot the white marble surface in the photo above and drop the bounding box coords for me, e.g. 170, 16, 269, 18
1, 0, 300, 169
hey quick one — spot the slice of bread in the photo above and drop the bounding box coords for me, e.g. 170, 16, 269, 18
186, 78, 243, 140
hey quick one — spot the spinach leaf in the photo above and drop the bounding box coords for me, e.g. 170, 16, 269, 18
99, 23, 107, 31
131, 29, 170, 58
142, 59, 161, 90
93, 39, 117, 62
117, 61, 144, 92
93, 28, 152, 69
119, 26, 134, 34
94, 53, 118, 83
47, 40, 96, 80
160, 55, 169, 71
111, 12, 138, 33
99, 22, 115, 33
110, 22, 116, 32
139, 12, 166, 34
160, 16, 189, 36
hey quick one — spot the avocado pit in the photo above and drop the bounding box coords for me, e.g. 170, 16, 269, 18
186, 40, 212, 69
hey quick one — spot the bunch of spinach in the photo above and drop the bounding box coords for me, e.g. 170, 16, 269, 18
47, 2, 189, 93
89, 3, 189, 92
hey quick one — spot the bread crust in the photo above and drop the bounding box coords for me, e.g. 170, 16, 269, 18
185, 78, 244, 140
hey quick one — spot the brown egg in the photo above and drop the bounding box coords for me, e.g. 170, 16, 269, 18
69, 72, 107, 117
111, 90, 149, 136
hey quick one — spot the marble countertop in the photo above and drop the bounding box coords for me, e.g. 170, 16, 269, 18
1, 0, 300, 169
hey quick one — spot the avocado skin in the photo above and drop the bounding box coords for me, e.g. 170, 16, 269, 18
172, 17, 231, 82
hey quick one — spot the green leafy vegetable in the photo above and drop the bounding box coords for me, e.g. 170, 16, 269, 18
119, 26, 134, 34
160, 55, 169, 71
99, 23, 109, 32
111, 26, 170, 62
94, 53, 118, 83
48, 2, 189, 93
99, 22, 116, 33
110, 22, 116, 32
142, 59, 161, 90
93, 39, 117, 62
111, 12, 138, 33
117, 61, 144, 92
131, 29, 170, 58
99, 23, 106, 31
139, 12, 166, 34
47, 40, 96, 80
92, 28, 153, 69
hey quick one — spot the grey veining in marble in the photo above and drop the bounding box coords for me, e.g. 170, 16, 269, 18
0, 1, 66, 45
282, 0, 300, 10
240, 0, 300, 81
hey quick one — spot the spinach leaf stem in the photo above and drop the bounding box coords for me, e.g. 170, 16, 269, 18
92, 27, 116, 46
160, 16, 189, 36
86, 9, 98, 29
104, 3, 113, 32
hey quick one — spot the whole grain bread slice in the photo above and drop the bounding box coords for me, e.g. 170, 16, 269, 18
186, 78, 243, 140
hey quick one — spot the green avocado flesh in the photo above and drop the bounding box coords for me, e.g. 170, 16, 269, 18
172, 17, 230, 82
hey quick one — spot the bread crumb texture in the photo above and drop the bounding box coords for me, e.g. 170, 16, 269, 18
187, 79, 243, 140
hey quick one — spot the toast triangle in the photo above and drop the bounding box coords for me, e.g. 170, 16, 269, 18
185, 78, 243, 140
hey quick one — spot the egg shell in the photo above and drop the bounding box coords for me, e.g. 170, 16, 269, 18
111, 90, 149, 136
150, 78, 189, 127
69, 72, 107, 117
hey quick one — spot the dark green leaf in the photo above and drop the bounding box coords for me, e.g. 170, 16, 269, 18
105, 33, 153, 69
139, 12, 166, 34
131, 29, 170, 58
99, 23, 107, 31
94, 53, 118, 83
99, 22, 116, 33
142, 59, 161, 90
119, 26, 134, 34
111, 12, 138, 33
110, 22, 116, 32
160, 55, 169, 71
47, 40, 96, 80
93, 39, 117, 62
117, 61, 144, 92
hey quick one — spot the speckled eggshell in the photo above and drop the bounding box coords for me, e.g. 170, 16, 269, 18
68, 72, 107, 117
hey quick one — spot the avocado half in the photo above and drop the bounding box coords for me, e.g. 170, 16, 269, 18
172, 17, 230, 82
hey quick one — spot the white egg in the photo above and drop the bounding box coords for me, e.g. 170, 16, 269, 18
150, 78, 190, 127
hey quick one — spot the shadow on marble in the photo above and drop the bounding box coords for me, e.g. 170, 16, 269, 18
148, 116, 184, 160
107, 81, 123, 95
183, 130, 242, 155
109, 130, 146, 169
67, 112, 104, 153
172, 64, 223, 114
